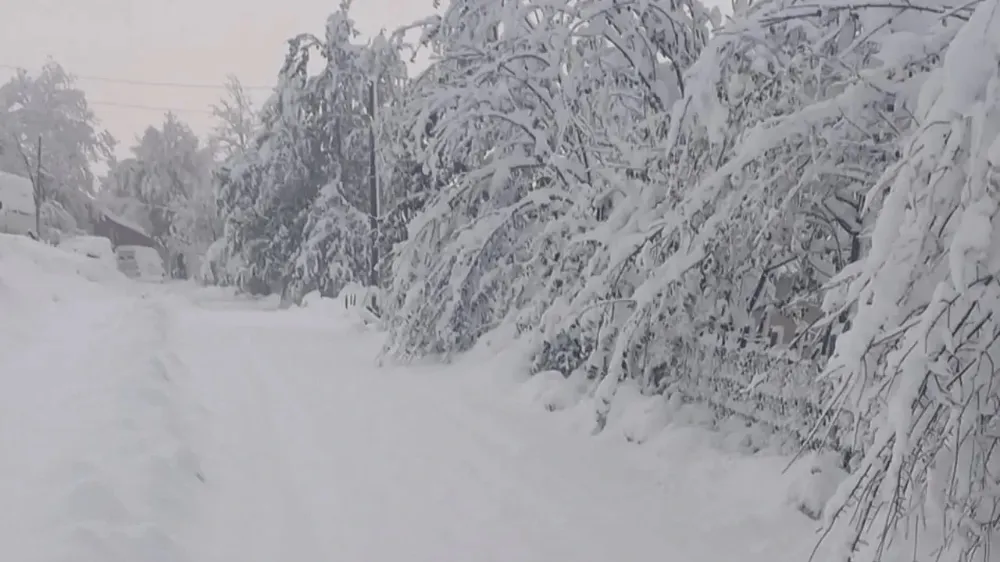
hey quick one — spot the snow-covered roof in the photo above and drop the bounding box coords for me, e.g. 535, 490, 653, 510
97, 207, 152, 238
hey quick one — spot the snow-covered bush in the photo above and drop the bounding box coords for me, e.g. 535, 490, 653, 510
785, 450, 849, 521
58, 235, 115, 269
40, 198, 79, 238
384, 0, 715, 365
518, 369, 589, 413
198, 238, 245, 286
818, 3, 1000, 558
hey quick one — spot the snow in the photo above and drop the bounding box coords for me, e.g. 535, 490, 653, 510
949, 197, 994, 290
178, 298, 823, 561
989, 135, 1000, 168
784, 451, 850, 521
0, 233, 127, 299
518, 368, 589, 413
115, 245, 167, 281
0, 234, 202, 562
1, 234, 829, 562
0, 171, 37, 236
96, 207, 153, 239
58, 235, 117, 269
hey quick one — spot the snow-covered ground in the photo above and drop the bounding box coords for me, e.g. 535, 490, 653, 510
0, 235, 204, 562
1, 233, 829, 561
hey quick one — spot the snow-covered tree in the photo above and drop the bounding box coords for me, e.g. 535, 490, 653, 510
210, 74, 257, 160
0, 60, 116, 232
383, 0, 715, 365
230, 30, 350, 297
569, 0, 909, 435
103, 113, 218, 276
815, 1, 1000, 559
216, 1, 408, 299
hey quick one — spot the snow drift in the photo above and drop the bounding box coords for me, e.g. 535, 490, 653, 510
0, 233, 206, 562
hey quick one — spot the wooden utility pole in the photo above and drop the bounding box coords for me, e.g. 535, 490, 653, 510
367, 80, 379, 289
13, 134, 45, 239
33, 136, 42, 237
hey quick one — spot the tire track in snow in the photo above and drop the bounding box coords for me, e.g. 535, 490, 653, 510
176, 307, 331, 562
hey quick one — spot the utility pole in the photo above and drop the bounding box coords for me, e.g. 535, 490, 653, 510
13, 134, 45, 239
33, 136, 42, 238
367, 80, 379, 290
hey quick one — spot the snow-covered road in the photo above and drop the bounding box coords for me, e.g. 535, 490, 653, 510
0, 232, 822, 562
169, 295, 820, 562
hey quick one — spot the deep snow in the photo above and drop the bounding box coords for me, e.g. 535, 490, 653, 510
1, 233, 830, 561
0, 235, 204, 562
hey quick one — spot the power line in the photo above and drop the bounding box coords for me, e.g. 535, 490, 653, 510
0, 64, 272, 118
0, 63, 272, 91
89, 100, 215, 115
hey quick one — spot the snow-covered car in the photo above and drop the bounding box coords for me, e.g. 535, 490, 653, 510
115, 245, 166, 281
0, 170, 37, 238
59, 235, 116, 266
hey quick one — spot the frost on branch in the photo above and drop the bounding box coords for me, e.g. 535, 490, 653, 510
383, 0, 714, 366
576, 0, 921, 438
820, 1, 1000, 559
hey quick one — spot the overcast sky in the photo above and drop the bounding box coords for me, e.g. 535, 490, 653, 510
1, 1, 730, 164
0, 0, 435, 158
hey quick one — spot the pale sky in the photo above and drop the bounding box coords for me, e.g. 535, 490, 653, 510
0, 0, 435, 159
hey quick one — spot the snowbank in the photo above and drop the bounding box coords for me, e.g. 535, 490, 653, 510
278, 280, 842, 547
0, 233, 206, 561
389, 326, 843, 549
352, 326, 832, 562
0, 233, 129, 323
0, 234, 129, 364
292, 286, 383, 330
510, 362, 849, 523
58, 235, 117, 268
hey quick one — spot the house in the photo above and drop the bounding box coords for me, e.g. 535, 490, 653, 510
92, 208, 172, 280
92, 208, 159, 250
